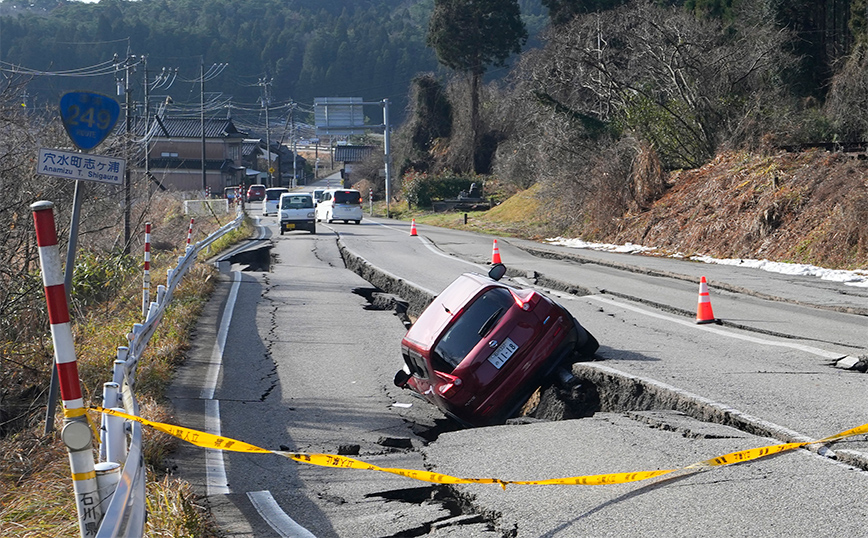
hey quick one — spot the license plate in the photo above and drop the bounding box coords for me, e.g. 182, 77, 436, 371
487, 338, 518, 369
284, 223, 295, 230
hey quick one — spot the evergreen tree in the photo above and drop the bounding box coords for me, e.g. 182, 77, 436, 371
427, 0, 527, 173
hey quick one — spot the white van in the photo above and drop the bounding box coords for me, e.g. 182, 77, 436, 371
315, 189, 363, 224
278, 192, 316, 234
262, 187, 289, 216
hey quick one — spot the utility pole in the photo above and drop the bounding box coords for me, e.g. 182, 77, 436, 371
383, 98, 392, 218
291, 102, 297, 188
259, 77, 273, 187
200, 58, 206, 194
115, 52, 136, 254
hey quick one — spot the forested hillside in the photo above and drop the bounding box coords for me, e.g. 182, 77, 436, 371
0, 0, 547, 121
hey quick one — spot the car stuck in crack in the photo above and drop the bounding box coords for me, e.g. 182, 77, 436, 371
394, 263, 599, 427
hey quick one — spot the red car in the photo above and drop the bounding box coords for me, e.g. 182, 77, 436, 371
246, 184, 266, 202
394, 264, 598, 427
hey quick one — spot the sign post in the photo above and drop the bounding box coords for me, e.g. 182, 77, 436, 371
43, 92, 121, 436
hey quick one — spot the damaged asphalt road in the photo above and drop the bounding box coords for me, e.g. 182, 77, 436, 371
169, 213, 868, 537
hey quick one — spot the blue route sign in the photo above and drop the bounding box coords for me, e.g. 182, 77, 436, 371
59, 92, 120, 152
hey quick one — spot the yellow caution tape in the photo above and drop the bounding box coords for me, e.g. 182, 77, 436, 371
91, 407, 867, 489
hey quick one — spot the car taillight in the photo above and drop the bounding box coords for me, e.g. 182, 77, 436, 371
510, 288, 540, 311
436, 371, 463, 397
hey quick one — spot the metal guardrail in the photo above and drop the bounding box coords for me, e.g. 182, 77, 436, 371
94, 210, 243, 538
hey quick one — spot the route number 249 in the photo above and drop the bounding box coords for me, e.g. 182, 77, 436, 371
64, 104, 114, 130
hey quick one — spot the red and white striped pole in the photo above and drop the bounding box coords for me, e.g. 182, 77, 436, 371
31, 201, 102, 536
142, 222, 151, 320
186, 217, 195, 247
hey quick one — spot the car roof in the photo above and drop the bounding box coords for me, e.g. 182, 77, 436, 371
266, 187, 289, 192
279, 192, 312, 198
403, 272, 498, 350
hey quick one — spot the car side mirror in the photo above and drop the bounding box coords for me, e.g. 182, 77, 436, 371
488, 263, 506, 281
394, 368, 411, 387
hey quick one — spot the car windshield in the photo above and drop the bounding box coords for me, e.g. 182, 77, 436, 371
432, 288, 514, 372
334, 191, 360, 204
266, 189, 288, 200
282, 196, 313, 209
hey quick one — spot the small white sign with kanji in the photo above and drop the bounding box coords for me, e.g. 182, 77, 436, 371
37, 148, 125, 186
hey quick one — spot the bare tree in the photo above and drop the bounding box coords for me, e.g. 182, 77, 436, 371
520, 0, 796, 168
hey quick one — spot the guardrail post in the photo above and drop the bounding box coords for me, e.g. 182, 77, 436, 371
94, 462, 121, 514
157, 284, 166, 305
31, 200, 102, 538
105, 407, 128, 464
100, 382, 119, 462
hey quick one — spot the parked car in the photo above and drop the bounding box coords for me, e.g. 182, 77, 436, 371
394, 264, 598, 427
315, 189, 363, 224
262, 187, 289, 216
247, 184, 266, 202
278, 192, 316, 235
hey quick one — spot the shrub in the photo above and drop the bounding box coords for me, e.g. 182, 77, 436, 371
401, 170, 479, 207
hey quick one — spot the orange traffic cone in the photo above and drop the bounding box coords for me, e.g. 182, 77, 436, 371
410, 219, 417, 236
696, 276, 716, 324
491, 239, 502, 264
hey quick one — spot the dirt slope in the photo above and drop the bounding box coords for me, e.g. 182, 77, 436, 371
607, 149, 868, 270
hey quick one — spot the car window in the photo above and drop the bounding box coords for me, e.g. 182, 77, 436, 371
282, 196, 313, 209
266, 189, 288, 200
432, 288, 514, 371
334, 191, 360, 204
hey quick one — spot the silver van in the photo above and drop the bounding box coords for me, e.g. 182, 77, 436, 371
262, 187, 289, 216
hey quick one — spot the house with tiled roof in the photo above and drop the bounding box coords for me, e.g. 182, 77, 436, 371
132, 117, 248, 193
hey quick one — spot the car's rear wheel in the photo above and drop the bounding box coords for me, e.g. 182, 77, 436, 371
573, 321, 599, 358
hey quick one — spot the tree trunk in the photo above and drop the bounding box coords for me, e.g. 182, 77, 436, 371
470, 69, 480, 173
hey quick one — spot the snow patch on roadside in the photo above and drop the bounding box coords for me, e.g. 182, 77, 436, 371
546, 237, 868, 288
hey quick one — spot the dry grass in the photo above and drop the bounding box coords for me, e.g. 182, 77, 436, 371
1, 200, 252, 537
398, 150, 868, 271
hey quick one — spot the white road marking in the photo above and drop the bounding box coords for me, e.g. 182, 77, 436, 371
201, 271, 242, 400
368, 218, 484, 269
199, 268, 317, 534
201, 271, 241, 495
205, 399, 230, 495
247, 491, 317, 538
584, 294, 848, 360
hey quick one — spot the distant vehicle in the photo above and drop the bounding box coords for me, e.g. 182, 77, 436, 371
394, 264, 598, 427
246, 184, 266, 202
278, 192, 316, 235
315, 189, 363, 224
262, 187, 289, 216
224, 186, 241, 201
